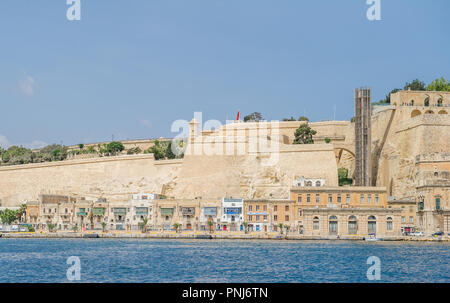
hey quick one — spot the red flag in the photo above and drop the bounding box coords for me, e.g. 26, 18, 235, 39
236, 111, 240, 120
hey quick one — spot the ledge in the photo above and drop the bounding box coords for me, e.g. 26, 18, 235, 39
0, 154, 155, 172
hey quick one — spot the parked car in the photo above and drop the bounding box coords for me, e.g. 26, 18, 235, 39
432, 231, 444, 237
412, 231, 424, 236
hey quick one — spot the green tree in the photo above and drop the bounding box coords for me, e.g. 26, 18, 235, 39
324, 137, 331, 144
16, 204, 27, 222
47, 223, 56, 232
282, 117, 296, 121
284, 224, 290, 234
72, 224, 78, 232
277, 223, 284, 235
298, 116, 309, 122
404, 79, 426, 91
101, 222, 107, 233
243, 112, 263, 122
165, 142, 177, 159
207, 220, 214, 233
338, 168, 353, 186
293, 124, 317, 144
106, 141, 125, 155
147, 140, 166, 160
87, 146, 96, 154
127, 147, 142, 155
173, 223, 182, 233
139, 217, 149, 233
426, 77, 450, 92
0, 209, 19, 224
242, 222, 248, 234
375, 88, 400, 104
78, 144, 84, 149
1, 146, 33, 165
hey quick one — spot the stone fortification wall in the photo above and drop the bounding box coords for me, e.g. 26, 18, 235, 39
375, 105, 450, 197
0, 154, 181, 206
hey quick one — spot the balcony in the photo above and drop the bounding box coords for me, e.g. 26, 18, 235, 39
112, 208, 127, 215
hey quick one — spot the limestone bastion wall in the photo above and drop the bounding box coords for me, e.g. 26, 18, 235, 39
0, 137, 339, 206
375, 107, 450, 198
0, 154, 181, 207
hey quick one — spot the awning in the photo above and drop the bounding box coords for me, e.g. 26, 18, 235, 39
93, 207, 105, 216
113, 208, 127, 215
135, 207, 148, 215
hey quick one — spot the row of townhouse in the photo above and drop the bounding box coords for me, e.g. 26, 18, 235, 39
25, 178, 420, 236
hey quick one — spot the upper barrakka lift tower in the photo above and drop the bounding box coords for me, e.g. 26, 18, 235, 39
354, 87, 372, 186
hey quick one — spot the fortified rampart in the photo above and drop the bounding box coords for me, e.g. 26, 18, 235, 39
0, 154, 181, 206
2, 90, 449, 214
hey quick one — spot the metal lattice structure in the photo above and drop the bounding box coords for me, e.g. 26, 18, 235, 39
354, 88, 372, 186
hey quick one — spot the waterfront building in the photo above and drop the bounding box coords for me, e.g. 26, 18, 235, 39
414, 153, 450, 235
178, 201, 200, 231
39, 194, 77, 231
291, 186, 402, 236
129, 194, 155, 231
301, 208, 402, 237
387, 199, 417, 235
200, 204, 219, 232
92, 198, 109, 230
108, 201, 129, 231
74, 198, 93, 230
156, 199, 177, 231
220, 198, 244, 231
25, 201, 40, 227
243, 200, 272, 232
271, 200, 295, 232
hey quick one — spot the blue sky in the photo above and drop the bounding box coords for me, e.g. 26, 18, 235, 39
0, 0, 449, 148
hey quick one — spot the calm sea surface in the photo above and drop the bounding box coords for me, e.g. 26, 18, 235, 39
0, 239, 448, 283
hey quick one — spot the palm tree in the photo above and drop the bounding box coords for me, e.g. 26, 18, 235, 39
139, 218, 149, 233
207, 220, 214, 234
278, 223, 284, 235
47, 222, 56, 232
72, 224, 78, 232
284, 224, 290, 235
173, 223, 181, 233
101, 222, 107, 233
16, 204, 27, 222
243, 222, 248, 234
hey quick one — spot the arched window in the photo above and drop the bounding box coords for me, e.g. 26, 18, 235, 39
348, 215, 358, 234
437, 97, 443, 107
315, 181, 321, 187
410, 100, 414, 106
438, 110, 447, 115
425, 110, 434, 114
411, 110, 421, 118
424, 97, 430, 106
313, 216, 319, 230
368, 215, 377, 234
329, 216, 338, 235
306, 181, 312, 187
386, 217, 393, 231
